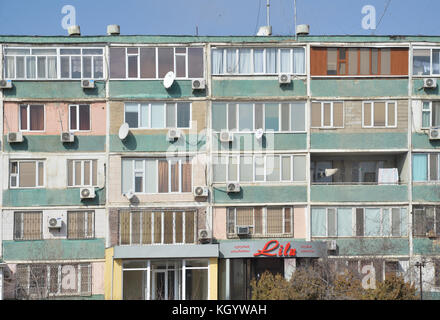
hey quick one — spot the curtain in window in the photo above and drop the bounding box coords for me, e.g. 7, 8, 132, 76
181, 161, 192, 193
68, 212, 79, 239
239, 49, 251, 74
293, 47, 305, 74
226, 49, 237, 74
20, 105, 28, 130
211, 49, 223, 74
267, 208, 283, 234
158, 160, 169, 193
432, 102, 440, 127
142, 212, 152, 244
337, 208, 352, 236
185, 211, 195, 243
311, 208, 326, 237
266, 48, 277, 73
291, 102, 305, 131
212, 103, 227, 131
413, 49, 430, 76
19, 162, 36, 187
36, 56, 46, 78
253, 49, 264, 73
120, 210, 130, 245
365, 208, 381, 236
280, 49, 291, 73
5, 56, 14, 78
122, 160, 133, 193
26, 56, 36, 79
413, 154, 428, 181
170, 161, 179, 192
79, 105, 90, 130
151, 103, 164, 128
177, 102, 190, 128
236, 208, 253, 229
265, 103, 279, 131
238, 103, 253, 131
433, 50, 440, 75
30, 105, 44, 130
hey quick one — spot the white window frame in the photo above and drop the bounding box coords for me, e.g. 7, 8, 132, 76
67, 159, 97, 187
10, 160, 45, 189
119, 210, 196, 245
310, 101, 344, 129
124, 102, 192, 129
68, 104, 91, 132
211, 47, 306, 76
19, 104, 46, 132
227, 207, 293, 237
122, 158, 192, 195
412, 47, 440, 77
362, 101, 397, 128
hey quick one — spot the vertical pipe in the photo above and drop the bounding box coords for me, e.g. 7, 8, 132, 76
266, 0, 270, 27
294, 0, 297, 40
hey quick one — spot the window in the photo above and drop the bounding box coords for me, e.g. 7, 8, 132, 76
119, 210, 196, 245
413, 206, 440, 237
16, 263, 91, 298
19, 104, 44, 131
10, 160, 44, 188
67, 160, 97, 187
124, 102, 191, 129
4, 47, 104, 80
311, 207, 407, 237
69, 104, 90, 131
421, 101, 440, 128
212, 47, 305, 75
310, 47, 407, 76
14, 211, 42, 240
122, 158, 192, 194
110, 47, 204, 79
362, 101, 397, 127
212, 102, 305, 132
413, 48, 440, 76
227, 207, 293, 236
67, 211, 94, 239
412, 153, 440, 182
212, 154, 306, 183
311, 101, 344, 128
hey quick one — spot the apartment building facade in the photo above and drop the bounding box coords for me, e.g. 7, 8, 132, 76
0, 33, 440, 300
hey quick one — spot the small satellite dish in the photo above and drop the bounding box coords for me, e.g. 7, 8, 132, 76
255, 128, 264, 140
118, 123, 130, 140
163, 71, 175, 89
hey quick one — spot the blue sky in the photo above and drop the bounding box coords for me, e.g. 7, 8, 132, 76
0, 0, 438, 36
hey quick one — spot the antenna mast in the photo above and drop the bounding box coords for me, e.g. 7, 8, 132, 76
266, 0, 270, 26
294, 0, 297, 40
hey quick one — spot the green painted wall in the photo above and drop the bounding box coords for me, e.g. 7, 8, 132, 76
3, 81, 105, 99
3, 188, 105, 207
311, 132, 407, 150
213, 133, 307, 151
413, 79, 440, 96
311, 184, 408, 202
109, 134, 205, 152
310, 79, 408, 97
412, 133, 440, 149
109, 80, 205, 99
211, 79, 306, 98
2, 239, 105, 260
52, 294, 105, 300
413, 185, 440, 202
213, 185, 307, 204
413, 238, 440, 255
3, 135, 106, 152
332, 238, 409, 256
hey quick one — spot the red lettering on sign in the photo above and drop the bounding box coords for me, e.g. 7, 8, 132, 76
254, 240, 297, 257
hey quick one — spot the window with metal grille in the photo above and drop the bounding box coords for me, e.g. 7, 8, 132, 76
227, 207, 293, 237
14, 211, 42, 240
67, 159, 98, 187
15, 263, 92, 298
413, 206, 440, 237
119, 210, 196, 245
67, 211, 94, 239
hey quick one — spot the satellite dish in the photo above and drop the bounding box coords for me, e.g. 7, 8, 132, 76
118, 123, 129, 140
255, 128, 264, 140
163, 71, 175, 89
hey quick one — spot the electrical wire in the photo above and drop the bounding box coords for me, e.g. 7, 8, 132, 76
374, 0, 392, 35
254, 0, 262, 35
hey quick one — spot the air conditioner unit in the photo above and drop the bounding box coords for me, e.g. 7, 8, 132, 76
61, 132, 74, 143
192, 79, 206, 90
80, 187, 96, 199
424, 78, 437, 88
429, 128, 440, 140
0, 79, 13, 89
236, 226, 250, 235
226, 182, 240, 193
327, 240, 337, 251
278, 73, 291, 84
47, 215, 63, 229
219, 130, 233, 143
198, 229, 212, 243
193, 186, 208, 197
7, 132, 23, 143
167, 128, 181, 141
81, 79, 95, 88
